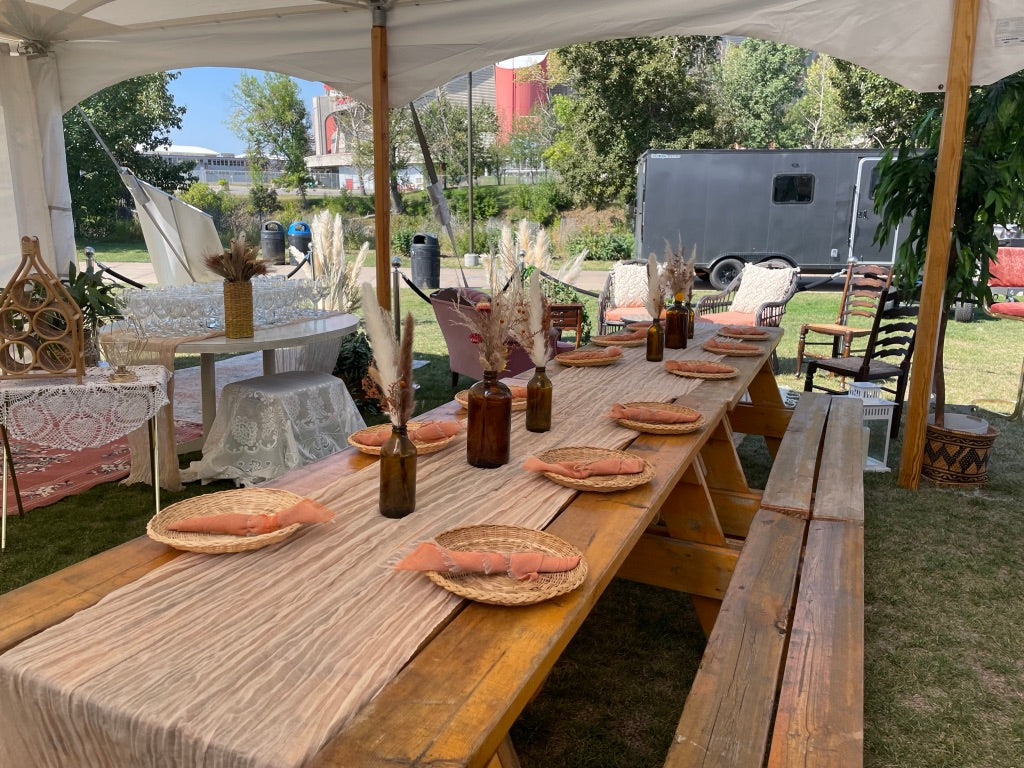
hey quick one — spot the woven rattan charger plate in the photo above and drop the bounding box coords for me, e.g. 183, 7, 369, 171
347, 421, 458, 456
554, 352, 622, 367
717, 328, 770, 341
425, 525, 588, 606
591, 334, 645, 348
454, 389, 527, 412
702, 340, 764, 357
665, 361, 738, 380
614, 401, 705, 434
534, 446, 655, 492
147, 488, 305, 554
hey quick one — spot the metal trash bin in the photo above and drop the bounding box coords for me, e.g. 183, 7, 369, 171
287, 221, 312, 264
410, 233, 441, 290
260, 220, 286, 265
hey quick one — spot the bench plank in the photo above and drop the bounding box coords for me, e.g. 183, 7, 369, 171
761, 392, 830, 516
665, 508, 806, 768
812, 397, 865, 524
767, 520, 864, 768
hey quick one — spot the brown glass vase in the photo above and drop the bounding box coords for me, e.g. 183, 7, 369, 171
379, 424, 417, 518
685, 298, 695, 339
467, 370, 512, 467
646, 319, 664, 361
665, 295, 688, 349
526, 366, 552, 433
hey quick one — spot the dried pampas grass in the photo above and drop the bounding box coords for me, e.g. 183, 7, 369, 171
361, 282, 415, 426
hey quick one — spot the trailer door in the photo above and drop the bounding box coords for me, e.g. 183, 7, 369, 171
849, 158, 899, 264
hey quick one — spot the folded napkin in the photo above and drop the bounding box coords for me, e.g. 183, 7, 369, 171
166, 498, 334, 536
664, 359, 735, 374
595, 328, 646, 342
522, 454, 645, 479
355, 421, 463, 446
608, 403, 699, 424
722, 324, 768, 337
507, 384, 528, 399
395, 541, 580, 581
558, 347, 623, 361
703, 340, 761, 353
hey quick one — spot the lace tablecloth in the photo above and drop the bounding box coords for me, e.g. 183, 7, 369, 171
0, 366, 170, 450
182, 371, 365, 487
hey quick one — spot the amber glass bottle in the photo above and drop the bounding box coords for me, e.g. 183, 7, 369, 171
526, 366, 552, 432
379, 424, 417, 518
646, 320, 664, 361
686, 298, 696, 339
466, 370, 512, 467
665, 294, 688, 349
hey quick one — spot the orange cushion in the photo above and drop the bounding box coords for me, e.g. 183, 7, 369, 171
701, 310, 757, 326
990, 301, 1024, 318
605, 306, 666, 322
992, 248, 1024, 287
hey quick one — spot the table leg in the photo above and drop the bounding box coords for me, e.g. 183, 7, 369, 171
200, 353, 217, 446
262, 349, 277, 376
0, 426, 24, 518
149, 415, 160, 513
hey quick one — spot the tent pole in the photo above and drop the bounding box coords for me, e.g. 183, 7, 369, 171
372, 3, 391, 310
898, 0, 979, 489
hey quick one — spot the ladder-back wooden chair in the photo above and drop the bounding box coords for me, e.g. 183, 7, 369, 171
794, 263, 892, 376
803, 286, 918, 437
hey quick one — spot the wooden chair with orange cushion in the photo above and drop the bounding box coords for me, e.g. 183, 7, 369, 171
975, 247, 1024, 420
794, 263, 893, 376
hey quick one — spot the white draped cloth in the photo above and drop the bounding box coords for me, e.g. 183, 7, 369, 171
181, 371, 365, 487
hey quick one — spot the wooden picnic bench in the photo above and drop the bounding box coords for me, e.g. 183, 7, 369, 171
657, 392, 865, 768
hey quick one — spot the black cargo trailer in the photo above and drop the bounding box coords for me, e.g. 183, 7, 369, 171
633, 149, 903, 289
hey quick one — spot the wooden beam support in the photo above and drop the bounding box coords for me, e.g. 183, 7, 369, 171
371, 8, 391, 310
899, 0, 980, 488
617, 534, 738, 599
729, 401, 792, 440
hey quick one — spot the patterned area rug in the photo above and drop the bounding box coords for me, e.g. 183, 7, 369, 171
3, 421, 203, 514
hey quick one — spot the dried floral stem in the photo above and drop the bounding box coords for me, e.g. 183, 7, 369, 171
660, 243, 698, 301
361, 282, 415, 426
453, 269, 520, 373
645, 254, 666, 320
203, 233, 270, 282
510, 270, 551, 367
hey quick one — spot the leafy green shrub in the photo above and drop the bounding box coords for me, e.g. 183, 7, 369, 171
473, 187, 500, 219
566, 228, 634, 261
324, 191, 375, 217
333, 330, 382, 414
392, 227, 415, 258
179, 182, 222, 214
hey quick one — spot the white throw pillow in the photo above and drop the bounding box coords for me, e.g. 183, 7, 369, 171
611, 262, 650, 307
730, 264, 796, 313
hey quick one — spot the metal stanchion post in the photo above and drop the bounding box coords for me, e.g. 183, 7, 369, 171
392, 256, 402, 339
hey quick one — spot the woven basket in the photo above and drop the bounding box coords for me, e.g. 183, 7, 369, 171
717, 328, 770, 340
347, 421, 458, 456
554, 353, 622, 367
425, 525, 587, 605
702, 341, 763, 357
147, 488, 305, 553
665, 361, 738, 380
223, 280, 254, 339
533, 446, 655, 492
921, 421, 999, 486
591, 335, 645, 347
613, 401, 705, 434
455, 389, 527, 411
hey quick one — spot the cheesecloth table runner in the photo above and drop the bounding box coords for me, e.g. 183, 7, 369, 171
0, 325, 742, 768
0, 365, 169, 448
182, 371, 366, 487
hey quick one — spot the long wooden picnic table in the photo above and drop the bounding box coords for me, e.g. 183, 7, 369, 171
0, 324, 790, 768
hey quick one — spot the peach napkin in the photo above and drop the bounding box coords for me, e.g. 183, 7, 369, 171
354, 421, 463, 446
722, 324, 768, 337
522, 455, 646, 479
608, 403, 699, 424
664, 359, 735, 374
395, 541, 580, 581
166, 498, 334, 536
703, 340, 760, 353
558, 347, 623, 361
507, 384, 528, 399
594, 328, 646, 342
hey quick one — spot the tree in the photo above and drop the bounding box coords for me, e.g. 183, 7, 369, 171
718, 38, 809, 148
784, 54, 855, 148
64, 73, 191, 240
417, 93, 497, 187
230, 72, 313, 204
505, 105, 557, 183
351, 106, 417, 214
546, 36, 722, 207
831, 60, 943, 148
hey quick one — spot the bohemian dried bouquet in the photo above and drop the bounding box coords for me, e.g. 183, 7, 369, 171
645, 254, 666, 321
509, 270, 552, 368
204, 233, 270, 282
660, 244, 697, 302
457, 270, 520, 373
360, 282, 415, 427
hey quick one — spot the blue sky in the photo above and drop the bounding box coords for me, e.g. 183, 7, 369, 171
166, 68, 326, 155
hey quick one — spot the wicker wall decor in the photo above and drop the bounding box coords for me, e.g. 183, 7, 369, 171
0, 236, 85, 382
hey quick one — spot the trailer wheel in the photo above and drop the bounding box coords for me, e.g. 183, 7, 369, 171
953, 300, 975, 323
709, 258, 744, 290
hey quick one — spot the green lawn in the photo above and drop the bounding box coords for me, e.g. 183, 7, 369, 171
1, 285, 1022, 768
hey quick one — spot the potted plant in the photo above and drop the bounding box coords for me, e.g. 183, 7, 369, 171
204, 234, 270, 339
874, 72, 1024, 483
63, 260, 121, 365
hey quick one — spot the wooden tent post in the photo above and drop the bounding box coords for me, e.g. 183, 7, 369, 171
898, 0, 980, 489
372, 3, 391, 310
